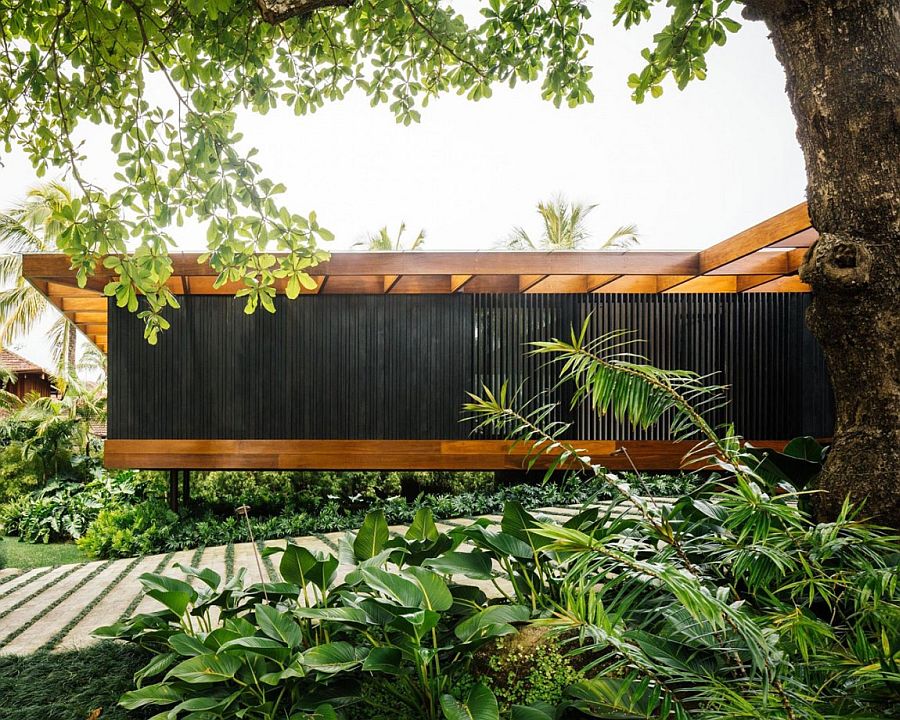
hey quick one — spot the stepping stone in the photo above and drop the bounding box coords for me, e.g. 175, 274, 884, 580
0, 562, 102, 649
57, 553, 168, 651
232, 543, 268, 588
0, 565, 74, 614
1, 560, 127, 655
0, 569, 22, 582
0, 567, 51, 598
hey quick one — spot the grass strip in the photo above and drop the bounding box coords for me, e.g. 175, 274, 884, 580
257, 539, 279, 582
0, 565, 82, 623
0, 566, 53, 597
0, 561, 113, 650
313, 532, 340, 553
39, 556, 142, 652
224, 542, 235, 582
0, 569, 23, 588
117, 551, 176, 622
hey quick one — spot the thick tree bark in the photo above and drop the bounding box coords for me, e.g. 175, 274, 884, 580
744, 0, 900, 526
255, 0, 354, 23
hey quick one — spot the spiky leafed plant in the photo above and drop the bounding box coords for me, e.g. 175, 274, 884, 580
464, 319, 899, 719
353, 222, 426, 251
504, 195, 639, 251
0, 182, 84, 376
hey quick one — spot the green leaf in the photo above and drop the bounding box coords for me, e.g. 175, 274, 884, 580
406, 507, 439, 541
353, 510, 390, 561
455, 605, 531, 642
165, 653, 242, 684
424, 551, 494, 580
361, 566, 424, 608
402, 566, 453, 611
441, 683, 499, 720
254, 603, 304, 649
302, 642, 368, 674
119, 682, 182, 709
362, 646, 403, 674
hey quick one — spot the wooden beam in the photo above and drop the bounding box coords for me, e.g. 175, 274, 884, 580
103, 438, 796, 471
737, 275, 782, 292
524, 275, 588, 293
664, 276, 738, 293
59, 297, 107, 311
743, 275, 811, 293
698, 203, 811, 274
586, 274, 619, 292
23, 250, 701, 279
594, 276, 659, 293
383, 274, 401, 293
450, 274, 473, 292
518, 274, 546, 292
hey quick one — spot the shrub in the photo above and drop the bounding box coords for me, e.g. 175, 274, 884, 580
2, 470, 140, 543
0, 442, 39, 505
77, 500, 178, 558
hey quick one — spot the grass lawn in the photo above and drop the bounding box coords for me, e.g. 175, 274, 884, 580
0, 643, 151, 720
0, 536, 88, 570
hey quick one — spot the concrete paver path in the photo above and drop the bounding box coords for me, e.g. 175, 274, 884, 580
0, 504, 631, 655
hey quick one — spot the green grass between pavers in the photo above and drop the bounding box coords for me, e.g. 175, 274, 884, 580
0, 642, 151, 720
0, 536, 88, 569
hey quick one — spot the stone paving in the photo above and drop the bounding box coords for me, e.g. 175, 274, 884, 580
0, 505, 587, 655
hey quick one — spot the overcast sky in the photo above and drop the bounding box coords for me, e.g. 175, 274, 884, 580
0, 6, 807, 366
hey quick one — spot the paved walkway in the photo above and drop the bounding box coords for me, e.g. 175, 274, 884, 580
0, 505, 591, 655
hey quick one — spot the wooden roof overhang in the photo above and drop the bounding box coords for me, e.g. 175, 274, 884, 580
21, 203, 815, 355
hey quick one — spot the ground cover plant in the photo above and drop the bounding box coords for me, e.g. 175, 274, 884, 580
0, 642, 152, 720
100, 322, 899, 719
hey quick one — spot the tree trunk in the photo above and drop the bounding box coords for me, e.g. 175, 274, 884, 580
744, 0, 900, 526
67, 323, 76, 377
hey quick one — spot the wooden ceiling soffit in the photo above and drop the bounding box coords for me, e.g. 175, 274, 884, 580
594, 275, 659, 293
663, 275, 738, 293
743, 275, 811, 293
524, 275, 590, 293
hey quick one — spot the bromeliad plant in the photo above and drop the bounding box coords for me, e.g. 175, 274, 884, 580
97, 507, 567, 719
464, 319, 900, 719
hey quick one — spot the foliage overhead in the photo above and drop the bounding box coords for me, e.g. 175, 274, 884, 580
0, 0, 743, 341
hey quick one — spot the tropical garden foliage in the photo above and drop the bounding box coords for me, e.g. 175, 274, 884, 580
97, 324, 898, 719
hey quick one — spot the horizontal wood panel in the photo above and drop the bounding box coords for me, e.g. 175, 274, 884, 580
104, 439, 793, 470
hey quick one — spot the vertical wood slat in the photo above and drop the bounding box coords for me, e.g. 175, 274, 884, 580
108, 293, 834, 443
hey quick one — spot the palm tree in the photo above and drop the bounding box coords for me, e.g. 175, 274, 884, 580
353, 222, 426, 251
504, 195, 639, 250
0, 182, 81, 375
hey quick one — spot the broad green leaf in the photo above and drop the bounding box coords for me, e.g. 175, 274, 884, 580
406, 508, 439, 541
165, 653, 242, 684
302, 642, 368, 674
362, 646, 403, 674
402, 566, 453, 611
441, 683, 499, 720
361, 566, 424, 608
119, 682, 182, 709
425, 551, 494, 580
354, 510, 390, 561
255, 603, 304, 649
455, 605, 531, 642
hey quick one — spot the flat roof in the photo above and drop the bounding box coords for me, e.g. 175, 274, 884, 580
22, 203, 815, 354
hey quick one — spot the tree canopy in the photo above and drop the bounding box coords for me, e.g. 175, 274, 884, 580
0, 0, 743, 341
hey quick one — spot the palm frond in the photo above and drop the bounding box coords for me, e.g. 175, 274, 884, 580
529, 318, 728, 446
603, 223, 640, 249
0, 283, 49, 345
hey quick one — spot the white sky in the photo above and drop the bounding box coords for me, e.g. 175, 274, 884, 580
0, 7, 807, 366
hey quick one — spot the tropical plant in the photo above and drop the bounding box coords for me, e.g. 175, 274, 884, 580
98, 506, 556, 719
354, 222, 426, 251
0, 182, 81, 376
463, 320, 900, 719
504, 196, 638, 251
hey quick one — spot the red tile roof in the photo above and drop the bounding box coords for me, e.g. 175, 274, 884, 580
0, 348, 50, 375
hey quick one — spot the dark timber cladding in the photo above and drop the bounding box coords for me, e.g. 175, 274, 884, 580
108, 293, 834, 445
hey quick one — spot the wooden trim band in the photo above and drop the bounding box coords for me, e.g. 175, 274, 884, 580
103, 439, 793, 471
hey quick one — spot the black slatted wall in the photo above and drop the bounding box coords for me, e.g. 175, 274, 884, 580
108, 293, 834, 440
